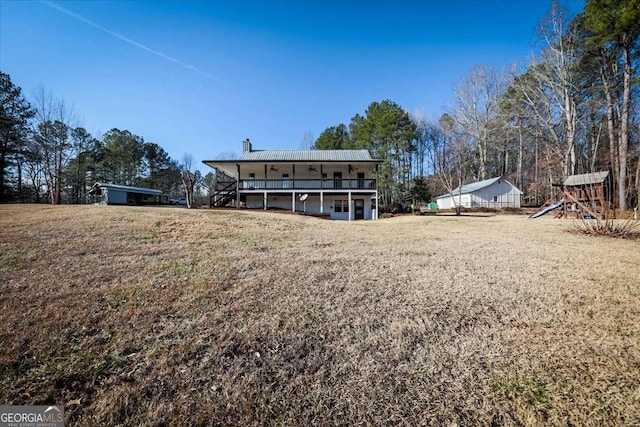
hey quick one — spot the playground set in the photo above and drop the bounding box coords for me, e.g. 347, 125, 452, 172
529, 171, 611, 219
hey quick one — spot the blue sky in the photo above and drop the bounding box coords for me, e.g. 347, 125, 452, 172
1, 0, 584, 170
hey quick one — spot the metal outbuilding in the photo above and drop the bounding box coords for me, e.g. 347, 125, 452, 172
89, 183, 166, 205
435, 177, 523, 209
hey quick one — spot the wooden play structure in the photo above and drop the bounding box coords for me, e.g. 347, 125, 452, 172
530, 171, 611, 219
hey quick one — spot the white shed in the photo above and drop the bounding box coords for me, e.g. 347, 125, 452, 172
436, 177, 522, 209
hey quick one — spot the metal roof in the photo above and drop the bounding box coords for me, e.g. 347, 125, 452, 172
92, 182, 163, 195
240, 149, 378, 162
563, 171, 609, 186
202, 148, 381, 177
436, 177, 522, 199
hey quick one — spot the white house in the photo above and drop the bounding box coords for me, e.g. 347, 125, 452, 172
436, 177, 522, 209
203, 139, 383, 220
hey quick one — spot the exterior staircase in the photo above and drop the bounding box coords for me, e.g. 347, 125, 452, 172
210, 180, 237, 208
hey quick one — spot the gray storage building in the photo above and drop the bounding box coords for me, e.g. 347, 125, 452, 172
89, 183, 166, 205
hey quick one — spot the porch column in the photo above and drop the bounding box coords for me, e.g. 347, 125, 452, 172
375, 190, 379, 219
236, 163, 240, 208
263, 192, 267, 210
320, 192, 324, 213
292, 191, 296, 212
348, 191, 352, 221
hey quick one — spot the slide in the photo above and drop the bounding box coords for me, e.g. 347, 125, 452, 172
529, 199, 564, 219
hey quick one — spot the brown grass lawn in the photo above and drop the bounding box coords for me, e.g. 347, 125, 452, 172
1, 205, 639, 426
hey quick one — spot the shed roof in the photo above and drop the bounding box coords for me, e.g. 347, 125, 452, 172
91, 182, 163, 196
436, 177, 522, 199
563, 171, 609, 186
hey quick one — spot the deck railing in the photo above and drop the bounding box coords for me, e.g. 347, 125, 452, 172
232, 178, 377, 191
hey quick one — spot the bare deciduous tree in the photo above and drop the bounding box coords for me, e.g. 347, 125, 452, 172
31, 86, 78, 204
180, 153, 198, 208
450, 65, 508, 181
536, 0, 583, 178
300, 130, 314, 150
429, 114, 471, 216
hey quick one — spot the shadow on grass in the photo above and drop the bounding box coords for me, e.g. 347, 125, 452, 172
421, 212, 499, 218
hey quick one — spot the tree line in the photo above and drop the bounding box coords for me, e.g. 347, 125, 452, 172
314, 0, 640, 212
2, 0, 637, 211
0, 73, 213, 205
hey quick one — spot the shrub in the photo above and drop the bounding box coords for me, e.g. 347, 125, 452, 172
572, 217, 640, 239
379, 213, 394, 219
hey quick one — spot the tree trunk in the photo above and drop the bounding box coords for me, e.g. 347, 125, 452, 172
635, 155, 640, 209
503, 148, 509, 177
618, 42, 631, 210
478, 138, 487, 180
601, 62, 619, 208
455, 168, 463, 216
0, 151, 6, 202
44, 149, 55, 204
563, 85, 577, 177
589, 122, 602, 173
17, 159, 22, 202
517, 125, 523, 190
55, 151, 62, 204
534, 138, 539, 203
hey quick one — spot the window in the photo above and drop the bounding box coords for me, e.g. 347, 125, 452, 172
334, 199, 349, 213
493, 196, 498, 202
248, 173, 255, 189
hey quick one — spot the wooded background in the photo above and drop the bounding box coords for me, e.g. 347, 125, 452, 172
313, 1, 639, 211
1, 1, 638, 210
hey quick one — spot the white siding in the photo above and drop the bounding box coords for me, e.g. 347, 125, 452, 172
470, 180, 521, 208
437, 194, 471, 209
436, 197, 451, 209
436, 179, 522, 209
245, 194, 374, 220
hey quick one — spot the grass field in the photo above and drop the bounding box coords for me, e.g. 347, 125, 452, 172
1, 205, 639, 426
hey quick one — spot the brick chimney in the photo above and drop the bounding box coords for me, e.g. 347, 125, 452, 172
243, 138, 252, 153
